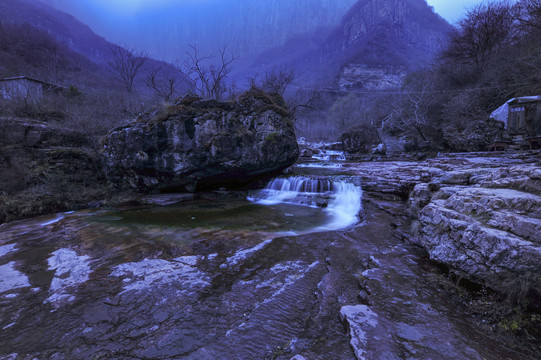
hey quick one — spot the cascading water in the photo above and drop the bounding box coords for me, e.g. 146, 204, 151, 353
248, 176, 362, 231
312, 150, 347, 161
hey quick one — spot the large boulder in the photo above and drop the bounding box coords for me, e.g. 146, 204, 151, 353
340, 125, 381, 154
101, 90, 299, 192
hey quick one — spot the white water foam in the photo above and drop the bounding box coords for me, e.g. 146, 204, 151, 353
40, 215, 65, 226
295, 163, 343, 169
316, 181, 363, 231
249, 176, 362, 231
312, 150, 346, 161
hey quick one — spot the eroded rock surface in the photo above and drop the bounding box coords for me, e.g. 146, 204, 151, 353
348, 152, 541, 302
102, 90, 299, 192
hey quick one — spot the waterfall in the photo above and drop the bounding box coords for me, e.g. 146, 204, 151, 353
267, 177, 334, 193
312, 150, 346, 161
248, 176, 362, 231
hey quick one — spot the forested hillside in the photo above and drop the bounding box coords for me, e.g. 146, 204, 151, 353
385, 0, 541, 151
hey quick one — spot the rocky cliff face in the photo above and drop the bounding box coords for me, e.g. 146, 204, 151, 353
326, 0, 451, 89
102, 90, 299, 192
335, 0, 448, 52
351, 152, 541, 305
253, 0, 451, 90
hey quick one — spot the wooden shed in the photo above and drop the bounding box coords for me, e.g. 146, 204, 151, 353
490, 96, 541, 149
0, 76, 66, 102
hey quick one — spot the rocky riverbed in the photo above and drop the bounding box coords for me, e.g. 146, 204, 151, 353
1, 151, 540, 359
345, 151, 541, 305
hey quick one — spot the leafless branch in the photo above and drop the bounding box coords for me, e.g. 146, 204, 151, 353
108, 44, 148, 93
175, 45, 237, 100
261, 67, 295, 96
146, 66, 177, 103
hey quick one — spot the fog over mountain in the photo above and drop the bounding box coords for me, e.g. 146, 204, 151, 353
247, 0, 452, 89
32, 0, 451, 90
38, 0, 358, 62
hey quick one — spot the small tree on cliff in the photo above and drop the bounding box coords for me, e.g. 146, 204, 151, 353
146, 65, 178, 104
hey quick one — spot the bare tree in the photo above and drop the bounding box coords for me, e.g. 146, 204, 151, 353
176, 45, 237, 100
326, 93, 366, 133
108, 44, 148, 93
444, 1, 518, 68
261, 67, 295, 96
383, 85, 433, 141
517, 0, 541, 31
288, 88, 317, 116
146, 66, 177, 103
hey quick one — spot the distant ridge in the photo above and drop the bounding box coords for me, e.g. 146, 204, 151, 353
0, 0, 110, 64
247, 0, 452, 89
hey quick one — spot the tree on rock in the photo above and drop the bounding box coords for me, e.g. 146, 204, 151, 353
176, 45, 237, 100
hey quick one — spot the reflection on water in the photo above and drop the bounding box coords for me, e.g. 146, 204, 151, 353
92, 200, 333, 234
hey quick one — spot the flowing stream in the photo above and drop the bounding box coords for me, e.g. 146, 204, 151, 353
0, 157, 531, 359
248, 176, 362, 232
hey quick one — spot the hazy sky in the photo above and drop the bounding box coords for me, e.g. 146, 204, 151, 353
71, 0, 486, 23
426, 0, 487, 23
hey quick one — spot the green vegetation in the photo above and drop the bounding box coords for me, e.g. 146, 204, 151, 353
264, 132, 279, 144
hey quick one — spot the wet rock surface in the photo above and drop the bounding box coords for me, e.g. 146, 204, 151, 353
346, 151, 541, 303
101, 90, 299, 192
0, 199, 531, 359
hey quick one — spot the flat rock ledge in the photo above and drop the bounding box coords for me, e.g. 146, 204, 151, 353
101, 89, 299, 192
350, 152, 541, 303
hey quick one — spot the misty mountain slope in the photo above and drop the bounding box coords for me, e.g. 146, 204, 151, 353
0, 0, 111, 65
39, 0, 358, 62
250, 0, 452, 90
0, 20, 106, 88
328, 0, 450, 66
0, 0, 190, 95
